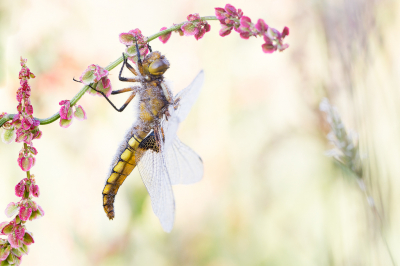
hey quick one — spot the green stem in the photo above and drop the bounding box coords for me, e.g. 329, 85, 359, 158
0, 16, 218, 128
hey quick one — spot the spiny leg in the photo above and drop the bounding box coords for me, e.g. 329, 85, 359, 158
148, 43, 152, 53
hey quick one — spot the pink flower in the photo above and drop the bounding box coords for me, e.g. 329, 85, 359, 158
180, 13, 211, 41
158, 27, 172, 44
79, 64, 112, 97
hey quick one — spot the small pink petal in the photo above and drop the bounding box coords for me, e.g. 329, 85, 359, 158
5, 202, 19, 218
25, 105, 33, 115
18, 157, 33, 172
1, 127, 16, 144
158, 27, 172, 44
15, 181, 25, 197
59, 117, 73, 128
22, 232, 34, 246
8, 234, 22, 249
194, 28, 206, 40
119, 32, 135, 46
225, 4, 237, 16
219, 25, 232, 37
262, 41, 277, 54
255, 19, 268, 33
19, 206, 32, 221
240, 31, 250, 39
33, 130, 42, 140
74, 105, 87, 121
14, 226, 25, 240
204, 23, 211, 32
29, 184, 40, 197
282, 26, 289, 38
181, 22, 199, 36
79, 65, 97, 85
187, 13, 200, 21
215, 7, 227, 20
1, 222, 14, 235
0, 244, 11, 261
0, 221, 9, 234
240, 16, 252, 28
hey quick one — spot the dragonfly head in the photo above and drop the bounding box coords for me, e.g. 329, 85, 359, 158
143, 51, 170, 77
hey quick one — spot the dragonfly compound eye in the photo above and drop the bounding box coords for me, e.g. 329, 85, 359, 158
148, 58, 170, 76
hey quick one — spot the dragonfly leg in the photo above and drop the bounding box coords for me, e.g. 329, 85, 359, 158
73, 78, 140, 112
119, 53, 141, 82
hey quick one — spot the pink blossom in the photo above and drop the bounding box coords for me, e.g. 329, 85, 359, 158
180, 13, 211, 41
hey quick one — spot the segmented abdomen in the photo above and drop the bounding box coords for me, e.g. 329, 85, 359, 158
102, 134, 142, 219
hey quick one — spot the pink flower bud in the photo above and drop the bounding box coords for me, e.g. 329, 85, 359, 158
17, 156, 34, 172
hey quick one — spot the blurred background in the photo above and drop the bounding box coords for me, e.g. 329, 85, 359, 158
1, 0, 399, 265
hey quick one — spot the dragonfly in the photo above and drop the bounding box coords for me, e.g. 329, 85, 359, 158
98, 43, 204, 232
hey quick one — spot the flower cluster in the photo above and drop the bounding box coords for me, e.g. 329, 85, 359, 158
0, 178, 43, 265
158, 13, 211, 44
58, 100, 86, 128
215, 4, 289, 53
1, 58, 42, 172
119, 29, 149, 64
79, 64, 112, 97
0, 57, 43, 265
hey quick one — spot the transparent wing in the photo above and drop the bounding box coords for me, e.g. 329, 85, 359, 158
136, 136, 175, 232
165, 136, 203, 185
175, 70, 204, 123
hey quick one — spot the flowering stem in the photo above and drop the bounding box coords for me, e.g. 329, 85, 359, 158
0, 16, 219, 128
